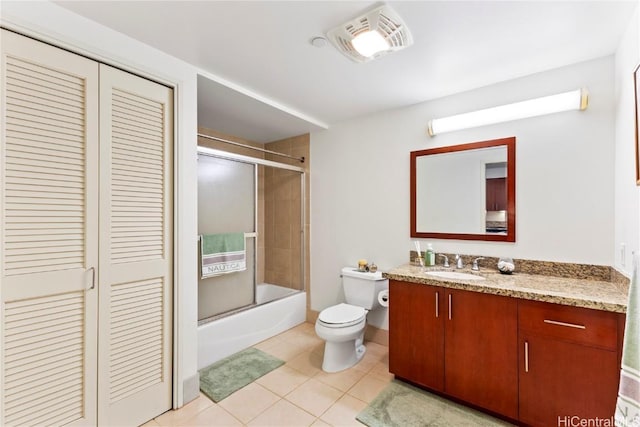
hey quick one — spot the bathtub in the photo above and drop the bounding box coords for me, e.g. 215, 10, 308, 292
197, 283, 306, 369
256, 283, 298, 304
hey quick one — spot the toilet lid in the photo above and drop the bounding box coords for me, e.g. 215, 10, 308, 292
318, 303, 366, 325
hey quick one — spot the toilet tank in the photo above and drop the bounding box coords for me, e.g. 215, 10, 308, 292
341, 267, 389, 310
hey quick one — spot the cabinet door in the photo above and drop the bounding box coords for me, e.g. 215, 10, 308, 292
444, 289, 518, 419
518, 334, 619, 426
518, 301, 621, 426
389, 280, 444, 391
0, 29, 99, 426
486, 178, 507, 211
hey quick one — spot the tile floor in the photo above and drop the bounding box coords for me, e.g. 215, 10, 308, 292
144, 322, 392, 426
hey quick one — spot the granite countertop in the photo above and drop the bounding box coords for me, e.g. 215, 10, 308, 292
383, 264, 628, 313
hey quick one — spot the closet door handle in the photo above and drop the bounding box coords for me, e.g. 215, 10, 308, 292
435, 291, 439, 318
448, 294, 452, 320
524, 341, 529, 373
87, 267, 95, 290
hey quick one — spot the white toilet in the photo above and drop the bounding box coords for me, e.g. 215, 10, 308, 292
315, 267, 389, 373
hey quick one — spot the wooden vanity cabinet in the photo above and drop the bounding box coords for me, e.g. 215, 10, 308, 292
389, 279, 624, 425
389, 280, 444, 391
389, 281, 518, 419
518, 300, 622, 427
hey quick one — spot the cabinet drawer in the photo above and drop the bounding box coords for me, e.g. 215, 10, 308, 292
518, 300, 618, 350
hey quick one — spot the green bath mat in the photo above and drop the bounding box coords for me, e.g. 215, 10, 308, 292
199, 348, 284, 402
356, 380, 513, 427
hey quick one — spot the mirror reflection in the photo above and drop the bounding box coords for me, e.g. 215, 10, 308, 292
485, 161, 507, 233
410, 137, 516, 242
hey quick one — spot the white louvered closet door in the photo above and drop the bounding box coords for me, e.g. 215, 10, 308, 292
98, 64, 173, 427
0, 30, 99, 426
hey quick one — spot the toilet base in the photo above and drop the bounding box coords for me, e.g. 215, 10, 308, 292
321, 332, 366, 373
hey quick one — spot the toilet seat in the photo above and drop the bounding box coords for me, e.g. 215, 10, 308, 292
318, 303, 366, 328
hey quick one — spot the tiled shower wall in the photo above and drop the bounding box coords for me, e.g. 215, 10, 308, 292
264, 134, 310, 293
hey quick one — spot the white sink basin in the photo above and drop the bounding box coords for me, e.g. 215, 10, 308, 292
425, 271, 486, 281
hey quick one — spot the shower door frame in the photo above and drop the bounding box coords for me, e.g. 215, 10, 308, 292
196, 146, 307, 310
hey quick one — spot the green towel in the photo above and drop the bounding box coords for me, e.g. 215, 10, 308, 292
615, 254, 640, 427
200, 233, 246, 278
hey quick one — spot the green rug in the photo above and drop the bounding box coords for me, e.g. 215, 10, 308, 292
199, 348, 284, 402
356, 380, 513, 427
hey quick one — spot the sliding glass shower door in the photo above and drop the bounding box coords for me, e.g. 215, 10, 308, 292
198, 155, 256, 319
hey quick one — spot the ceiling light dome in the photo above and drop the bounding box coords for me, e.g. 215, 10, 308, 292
327, 4, 413, 63
351, 31, 390, 57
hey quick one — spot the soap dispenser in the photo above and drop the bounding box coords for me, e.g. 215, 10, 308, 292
425, 244, 436, 266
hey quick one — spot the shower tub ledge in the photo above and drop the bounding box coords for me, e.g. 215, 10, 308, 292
197, 284, 306, 369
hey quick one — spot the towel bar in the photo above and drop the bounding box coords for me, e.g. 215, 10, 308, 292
197, 233, 256, 241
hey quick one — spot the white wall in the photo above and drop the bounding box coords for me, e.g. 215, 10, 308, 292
311, 56, 616, 316
1, 1, 199, 406
614, 5, 640, 278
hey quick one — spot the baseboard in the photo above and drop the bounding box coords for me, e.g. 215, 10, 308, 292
365, 324, 389, 346
306, 308, 319, 323
182, 372, 200, 406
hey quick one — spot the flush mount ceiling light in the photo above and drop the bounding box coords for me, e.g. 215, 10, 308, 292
327, 4, 413, 63
427, 88, 589, 136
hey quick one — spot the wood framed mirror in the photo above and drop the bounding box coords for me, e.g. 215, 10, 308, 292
411, 136, 516, 242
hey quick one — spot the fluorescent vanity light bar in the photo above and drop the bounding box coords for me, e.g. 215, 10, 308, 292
427, 88, 588, 136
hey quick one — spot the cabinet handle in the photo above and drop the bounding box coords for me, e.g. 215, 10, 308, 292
524, 341, 529, 373
87, 267, 95, 291
448, 294, 452, 320
435, 291, 439, 318
543, 319, 586, 330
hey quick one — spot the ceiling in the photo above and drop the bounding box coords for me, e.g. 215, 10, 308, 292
56, 1, 637, 143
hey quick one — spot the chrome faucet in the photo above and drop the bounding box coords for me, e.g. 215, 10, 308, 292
438, 254, 450, 268
472, 257, 485, 271
455, 254, 464, 269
